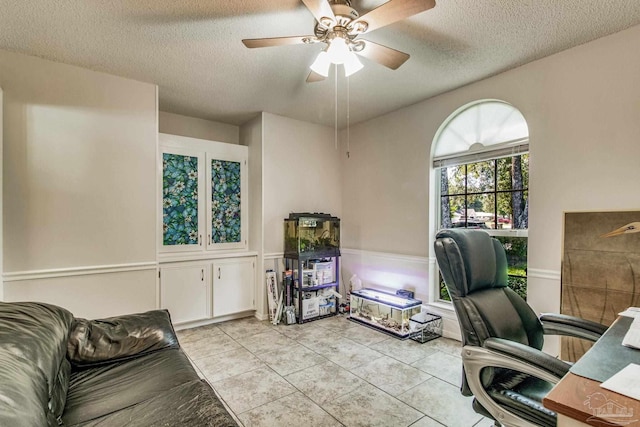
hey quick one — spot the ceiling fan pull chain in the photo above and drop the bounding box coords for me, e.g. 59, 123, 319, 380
335, 67, 338, 150
347, 75, 350, 159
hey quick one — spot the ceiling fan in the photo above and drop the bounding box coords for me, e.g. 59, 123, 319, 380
242, 0, 436, 82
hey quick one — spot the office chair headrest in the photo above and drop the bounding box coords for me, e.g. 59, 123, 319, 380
435, 228, 508, 296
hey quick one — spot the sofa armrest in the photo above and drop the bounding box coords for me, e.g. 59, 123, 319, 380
67, 309, 180, 367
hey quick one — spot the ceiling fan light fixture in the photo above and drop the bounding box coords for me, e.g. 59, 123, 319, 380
326, 36, 351, 64
310, 51, 331, 77
344, 52, 363, 76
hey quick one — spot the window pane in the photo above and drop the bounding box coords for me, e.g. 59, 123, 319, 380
496, 155, 528, 191
497, 192, 513, 229
439, 272, 451, 302
497, 157, 512, 191
495, 236, 528, 300
466, 160, 495, 193
460, 193, 495, 229
444, 165, 466, 195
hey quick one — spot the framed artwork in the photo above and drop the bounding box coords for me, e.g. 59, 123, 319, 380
561, 211, 640, 360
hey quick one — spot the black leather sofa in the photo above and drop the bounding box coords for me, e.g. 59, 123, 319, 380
0, 301, 238, 426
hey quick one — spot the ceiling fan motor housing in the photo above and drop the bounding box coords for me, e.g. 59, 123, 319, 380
315, 2, 360, 40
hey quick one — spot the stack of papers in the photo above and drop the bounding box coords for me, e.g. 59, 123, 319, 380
601, 363, 640, 400
619, 307, 640, 318
622, 314, 640, 350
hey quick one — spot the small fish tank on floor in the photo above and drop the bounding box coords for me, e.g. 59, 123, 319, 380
284, 213, 340, 257
349, 288, 422, 338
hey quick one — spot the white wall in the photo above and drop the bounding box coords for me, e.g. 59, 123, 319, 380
0, 87, 3, 301
159, 111, 239, 144
340, 25, 640, 335
240, 114, 265, 318
0, 49, 158, 317
262, 112, 342, 255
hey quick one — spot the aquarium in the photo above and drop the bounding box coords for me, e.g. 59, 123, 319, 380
349, 288, 422, 338
284, 213, 340, 257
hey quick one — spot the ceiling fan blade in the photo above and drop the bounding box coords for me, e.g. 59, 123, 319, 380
242, 36, 314, 48
301, 0, 336, 26
355, 40, 410, 70
306, 70, 326, 83
350, 0, 436, 34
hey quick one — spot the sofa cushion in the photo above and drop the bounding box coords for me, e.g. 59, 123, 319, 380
68, 379, 238, 427
0, 351, 58, 427
0, 301, 74, 419
67, 309, 179, 367
62, 347, 199, 425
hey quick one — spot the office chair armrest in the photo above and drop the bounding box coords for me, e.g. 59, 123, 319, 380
482, 337, 570, 378
539, 313, 607, 342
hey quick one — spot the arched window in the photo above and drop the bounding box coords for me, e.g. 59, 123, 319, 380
432, 100, 529, 301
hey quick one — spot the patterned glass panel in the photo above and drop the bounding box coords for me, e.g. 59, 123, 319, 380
211, 159, 241, 243
162, 153, 199, 245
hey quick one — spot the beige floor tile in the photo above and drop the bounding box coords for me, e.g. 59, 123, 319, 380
314, 314, 360, 332
369, 337, 439, 365
217, 317, 275, 339
236, 328, 298, 354
324, 383, 424, 427
238, 391, 342, 427
350, 355, 432, 396
196, 347, 264, 382
256, 343, 328, 376
410, 416, 446, 426
185, 315, 474, 427
181, 330, 242, 360
474, 417, 497, 426
397, 377, 482, 427
271, 321, 321, 340
338, 323, 391, 346
175, 323, 223, 343
306, 336, 384, 370
212, 366, 297, 414
411, 350, 463, 387
422, 337, 463, 357
285, 360, 368, 405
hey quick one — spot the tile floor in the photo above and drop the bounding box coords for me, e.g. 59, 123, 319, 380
177, 314, 495, 427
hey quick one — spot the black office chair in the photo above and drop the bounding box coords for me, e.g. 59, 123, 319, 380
434, 229, 607, 427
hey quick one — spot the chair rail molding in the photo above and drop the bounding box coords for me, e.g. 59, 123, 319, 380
3, 262, 158, 282
527, 268, 561, 281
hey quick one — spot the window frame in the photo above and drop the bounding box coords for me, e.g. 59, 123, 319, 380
430, 100, 530, 305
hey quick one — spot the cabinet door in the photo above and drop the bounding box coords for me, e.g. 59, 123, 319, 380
213, 258, 255, 317
206, 152, 248, 251
159, 147, 205, 253
160, 263, 210, 324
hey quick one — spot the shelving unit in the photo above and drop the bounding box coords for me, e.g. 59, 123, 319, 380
283, 213, 340, 324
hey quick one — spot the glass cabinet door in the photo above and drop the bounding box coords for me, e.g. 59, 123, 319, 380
160, 148, 205, 252
206, 153, 247, 250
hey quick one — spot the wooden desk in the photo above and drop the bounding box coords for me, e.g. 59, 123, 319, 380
544, 372, 640, 426
543, 316, 640, 427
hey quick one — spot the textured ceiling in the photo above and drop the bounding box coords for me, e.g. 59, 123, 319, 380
1, 0, 639, 128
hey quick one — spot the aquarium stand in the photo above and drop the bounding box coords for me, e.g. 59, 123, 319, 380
283, 213, 341, 324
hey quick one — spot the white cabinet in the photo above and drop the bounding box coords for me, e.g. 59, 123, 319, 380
159, 256, 255, 325
160, 262, 210, 324
159, 133, 248, 254
213, 257, 255, 317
